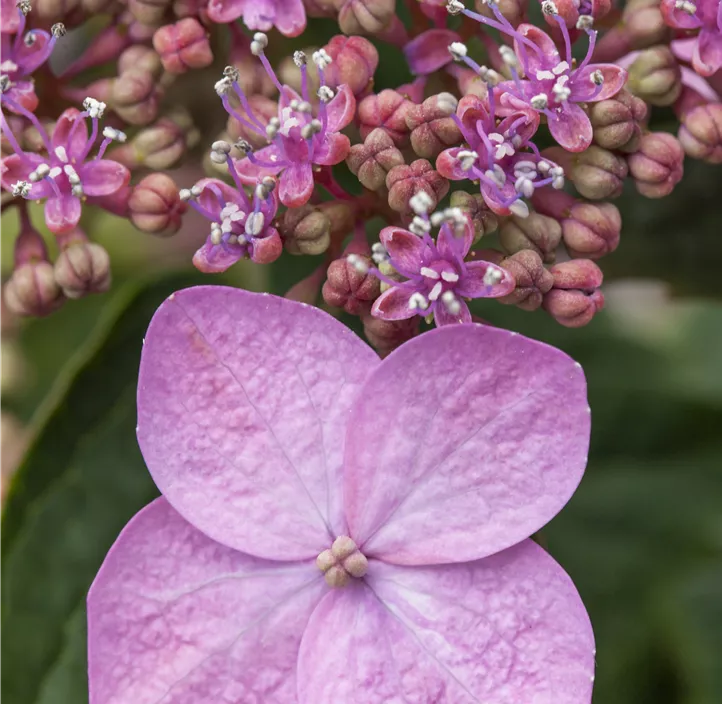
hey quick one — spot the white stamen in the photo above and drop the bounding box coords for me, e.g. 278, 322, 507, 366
478, 66, 501, 85
102, 126, 127, 143
190, 184, 202, 197
210, 151, 227, 164
409, 216, 431, 236
541, 0, 558, 15
245, 211, 265, 236
223, 65, 240, 81
576, 14, 594, 29
11, 180, 31, 197
215, 77, 233, 95
448, 42, 468, 61
590, 70, 604, 86
420, 267, 440, 280
210, 223, 223, 245
457, 149, 478, 171
552, 75, 571, 102
509, 199, 530, 218
250, 32, 268, 56
312, 49, 332, 70
536, 70, 555, 81
553, 61, 570, 75
428, 281, 443, 302
51, 22, 66, 37
446, 0, 465, 14
318, 86, 335, 103
35, 163, 50, 178
441, 290, 461, 315
674, 0, 697, 14
301, 119, 323, 140
484, 164, 506, 187
347, 254, 369, 273
293, 51, 307, 67
483, 267, 503, 285
409, 292, 429, 310
71, 184, 84, 197
17, 0, 31, 16
82, 97, 106, 119
514, 175, 536, 198
410, 191, 433, 216
371, 242, 388, 265
441, 271, 460, 283
212, 140, 232, 153
550, 165, 565, 189
54, 146, 68, 163
179, 188, 193, 201
48, 166, 62, 179
64, 165, 80, 184
499, 46, 518, 69
235, 139, 253, 155
436, 92, 458, 115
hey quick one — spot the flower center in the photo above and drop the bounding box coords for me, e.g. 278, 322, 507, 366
316, 536, 368, 588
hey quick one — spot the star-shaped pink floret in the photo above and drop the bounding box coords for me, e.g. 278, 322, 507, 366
88, 286, 596, 704
206, 0, 307, 38
662, 0, 722, 76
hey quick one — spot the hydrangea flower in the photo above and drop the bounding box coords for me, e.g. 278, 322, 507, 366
0, 9, 64, 113
359, 199, 515, 325
206, 0, 307, 38
662, 0, 722, 76
88, 286, 595, 704
1, 100, 130, 234
219, 38, 355, 207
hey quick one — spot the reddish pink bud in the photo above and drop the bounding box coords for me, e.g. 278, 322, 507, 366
500, 212, 562, 263
386, 159, 449, 215
347, 128, 405, 191
111, 70, 161, 125
589, 89, 649, 152
678, 103, 722, 164
361, 313, 418, 357
335, 0, 395, 35
128, 0, 173, 25
54, 241, 111, 300
628, 46, 681, 107
543, 260, 604, 327
4, 262, 64, 317
128, 174, 186, 236
118, 46, 163, 79
322, 256, 381, 315
278, 206, 331, 256
324, 36, 378, 96
406, 93, 462, 159
358, 89, 414, 147
496, 250, 554, 312
449, 191, 499, 242
153, 18, 213, 75
628, 131, 684, 197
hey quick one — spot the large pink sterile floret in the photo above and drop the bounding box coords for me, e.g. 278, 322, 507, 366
88, 286, 595, 704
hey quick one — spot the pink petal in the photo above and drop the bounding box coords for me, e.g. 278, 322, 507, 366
343, 323, 590, 565
514, 23, 560, 75
192, 239, 243, 273
5, 81, 39, 113
693, 29, 722, 77
497, 111, 540, 144
371, 286, 418, 321
241, 0, 306, 36
548, 103, 593, 152
456, 260, 515, 298
433, 298, 471, 326
45, 195, 82, 234
80, 159, 130, 196
233, 146, 284, 185
88, 498, 326, 704
249, 228, 283, 264
297, 541, 594, 704
137, 287, 378, 559
436, 220, 472, 260
205, 0, 244, 23
325, 84, 356, 132
313, 132, 350, 166
672, 37, 697, 64
380, 226, 426, 277
572, 64, 628, 102
279, 162, 314, 206
661, 0, 701, 29
404, 29, 460, 76
196, 177, 248, 215
436, 147, 470, 181
1, 154, 50, 199
52, 108, 89, 160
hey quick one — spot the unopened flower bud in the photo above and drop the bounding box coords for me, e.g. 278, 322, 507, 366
278, 206, 331, 255
449, 191, 498, 242
499, 212, 562, 263
589, 89, 649, 152
474, 0, 528, 28
493, 250, 554, 312
565, 146, 629, 199
405, 93, 461, 159
678, 103, 722, 164
118, 45, 163, 79
623, 0, 670, 50
128, 0, 173, 26
361, 313, 418, 357
347, 128, 405, 191
358, 89, 414, 147
386, 159, 449, 215
153, 19, 213, 74
54, 242, 111, 299
336, 0, 395, 35
128, 173, 186, 236
627, 131, 684, 198
322, 256, 380, 315
111, 70, 161, 125
323, 35, 378, 96
4, 262, 64, 317
227, 95, 278, 150
317, 201, 356, 241
564, 201, 622, 258
543, 260, 604, 327
628, 46, 681, 107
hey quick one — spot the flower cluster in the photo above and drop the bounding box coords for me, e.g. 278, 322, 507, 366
2, 0, 719, 336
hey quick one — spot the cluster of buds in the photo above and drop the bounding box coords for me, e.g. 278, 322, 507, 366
1, 0, 717, 351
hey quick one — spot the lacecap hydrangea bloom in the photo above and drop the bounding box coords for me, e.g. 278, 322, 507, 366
88, 286, 595, 704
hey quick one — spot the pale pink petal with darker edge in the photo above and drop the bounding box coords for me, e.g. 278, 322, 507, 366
45, 195, 82, 234
456, 260, 515, 298
233, 145, 284, 185
279, 162, 314, 206
137, 287, 378, 559
1, 154, 51, 199
433, 298, 471, 326
313, 132, 350, 166
205, 0, 244, 23
297, 541, 594, 704
404, 29, 460, 76
325, 84, 356, 132
548, 103, 593, 152
694, 29, 722, 76
343, 323, 590, 565
571, 65, 627, 102
380, 226, 427, 277
514, 23, 559, 74
371, 286, 419, 321
192, 240, 243, 273
81, 160, 130, 196
436, 147, 470, 181
52, 108, 89, 160
88, 498, 326, 704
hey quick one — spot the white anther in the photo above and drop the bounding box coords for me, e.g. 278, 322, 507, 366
552, 61, 570, 76
514, 175, 536, 198
17, 0, 31, 15
190, 184, 202, 197
446, 0, 465, 14
64, 165, 80, 184
509, 199, 529, 217
71, 184, 84, 197
223, 65, 240, 81
436, 92, 458, 115
210, 223, 223, 245
51, 22, 66, 37
293, 51, 307, 67
301, 119, 322, 140
23, 32, 36, 47
102, 126, 127, 143
541, 0, 558, 14
251, 32, 268, 53
538, 160, 551, 174
483, 267, 503, 285
442, 270, 460, 283
410, 191, 433, 216
347, 253, 369, 274
215, 77, 233, 95
48, 166, 62, 179
428, 281, 443, 302
210, 150, 227, 164
420, 266, 440, 280
266, 121, 279, 140
441, 290, 461, 315
409, 292, 429, 310
179, 188, 193, 201
11, 180, 30, 197
552, 75, 571, 102
212, 140, 232, 153
484, 164, 506, 187
550, 165, 564, 189
35, 163, 50, 178
576, 14, 594, 29
514, 160, 538, 174
297, 101, 313, 113
312, 49, 332, 70
235, 139, 253, 155
590, 70, 604, 86
457, 149, 478, 171
499, 46, 518, 69
261, 175, 276, 192
245, 211, 265, 236
318, 86, 335, 103
409, 216, 431, 236
674, 0, 697, 13
0, 74, 12, 94
536, 69, 555, 81
53, 145, 68, 163
478, 65, 501, 85
371, 242, 388, 265
448, 42, 468, 61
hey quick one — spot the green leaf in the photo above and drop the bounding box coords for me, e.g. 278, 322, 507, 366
1, 273, 212, 704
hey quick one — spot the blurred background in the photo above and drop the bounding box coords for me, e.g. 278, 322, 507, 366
3, 58, 722, 704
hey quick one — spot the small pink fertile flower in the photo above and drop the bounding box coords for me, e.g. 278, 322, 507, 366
662, 0, 722, 76
207, 0, 307, 37
1, 100, 130, 234
88, 286, 595, 704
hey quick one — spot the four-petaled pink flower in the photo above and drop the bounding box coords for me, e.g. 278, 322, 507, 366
219, 41, 355, 207
369, 210, 515, 326
88, 286, 595, 704
0, 9, 64, 113
206, 0, 307, 38
1, 101, 130, 234
662, 0, 722, 76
